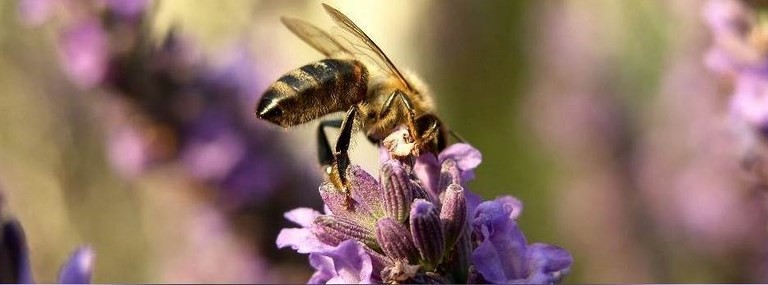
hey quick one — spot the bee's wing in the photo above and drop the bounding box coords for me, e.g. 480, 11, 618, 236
280, 17, 354, 59
321, 3, 414, 92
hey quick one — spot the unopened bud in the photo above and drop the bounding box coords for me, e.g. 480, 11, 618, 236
409, 199, 444, 268
375, 217, 418, 262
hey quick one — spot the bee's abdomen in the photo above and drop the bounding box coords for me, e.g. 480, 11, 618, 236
256, 59, 368, 127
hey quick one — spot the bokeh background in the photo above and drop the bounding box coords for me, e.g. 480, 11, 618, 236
0, 0, 766, 283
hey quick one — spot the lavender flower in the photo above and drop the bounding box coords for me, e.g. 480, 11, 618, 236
20, 1, 322, 281
20, 0, 319, 210
278, 132, 572, 284
703, 0, 768, 134
0, 217, 94, 283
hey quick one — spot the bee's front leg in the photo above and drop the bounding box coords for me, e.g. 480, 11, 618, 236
317, 107, 359, 209
379, 91, 419, 145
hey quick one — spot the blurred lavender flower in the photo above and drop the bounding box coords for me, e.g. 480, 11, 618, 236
704, 0, 768, 135
19, 0, 318, 210
278, 132, 572, 284
0, 217, 94, 283
19, 0, 321, 281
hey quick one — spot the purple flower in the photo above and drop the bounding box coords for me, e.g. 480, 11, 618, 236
278, 209, 375, 283
412, 143, 483, 213
0, 217, 93, 283
471, 197, 571, 284
278, 132, 572, 283
308, 240, 374, 284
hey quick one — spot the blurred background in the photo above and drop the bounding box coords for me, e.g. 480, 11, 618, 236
0, 0, 766, 283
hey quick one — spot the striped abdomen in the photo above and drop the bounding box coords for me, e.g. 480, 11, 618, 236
256, 59, 368, 127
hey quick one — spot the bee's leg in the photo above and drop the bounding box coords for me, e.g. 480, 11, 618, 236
317, 119, 343, 175
414, 114, 447, 153
316, 108, 358, 206
379, 90, 419, 143
333, 107, 358, 191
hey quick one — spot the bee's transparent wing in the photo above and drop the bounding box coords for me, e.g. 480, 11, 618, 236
321, 4, 414, 91
280, 17, 354, 59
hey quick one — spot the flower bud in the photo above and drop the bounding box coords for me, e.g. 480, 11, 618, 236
448, 228, 472, 283
438, 159, 461, 194
312, 215, 377, 248
440, 184, 467, 250
381, 161, 414, 223
375, 217, 418, 262
409, 199, 444, 268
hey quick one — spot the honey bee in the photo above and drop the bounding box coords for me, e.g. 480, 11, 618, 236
255, 4, 455, 195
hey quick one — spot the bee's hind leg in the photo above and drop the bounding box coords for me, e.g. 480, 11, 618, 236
317, 119, 343, 174
317, 107, 359, 205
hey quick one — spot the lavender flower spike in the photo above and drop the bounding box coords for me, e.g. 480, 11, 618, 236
278, 129, 573, 284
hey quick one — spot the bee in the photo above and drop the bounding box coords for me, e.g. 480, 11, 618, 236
255, 3, 455, 195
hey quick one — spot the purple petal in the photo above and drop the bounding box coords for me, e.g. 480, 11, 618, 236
465, 190, 483, 217
276, 228, 328, 254
414, 153, 440, 196
307, 240, 373, 284
278, 208, 330, 254
437, 143, 482, 181
378, 144, 392, 164
58, 246, 95, 284
58, 20, 108, 88
308, 253, 335, 284
284, 208, 321, 228
523, 243, 573, 284
472, 199, 528, 283
496, 195, 524, 220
